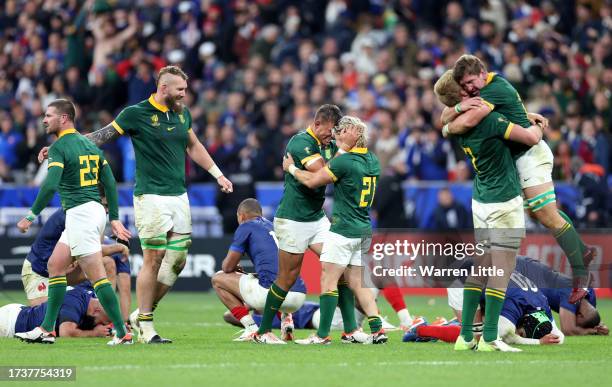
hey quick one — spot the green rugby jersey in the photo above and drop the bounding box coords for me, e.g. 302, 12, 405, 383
325, 148, 380, 238
275, 127, 337, 222
111, 94, 192, 196
479, 73, 531, 159
458, 112, 521, 203
47, 129, 107, 210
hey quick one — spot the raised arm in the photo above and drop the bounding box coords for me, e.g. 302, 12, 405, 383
445, 104, 492, 135
186, 130, 233, 193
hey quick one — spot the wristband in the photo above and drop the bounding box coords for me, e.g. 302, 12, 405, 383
25, 211, 36, 222
442, 124, 450, 138
288, 164, 298, 177
454, 103, 462, 113
208, 165, 223, 179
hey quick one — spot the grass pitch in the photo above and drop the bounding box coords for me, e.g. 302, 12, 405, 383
0, 291, 610, 387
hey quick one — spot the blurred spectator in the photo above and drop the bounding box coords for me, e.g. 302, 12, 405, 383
432, 188, 472, 230
0, 113, 23, 169
406, 128, 455, 180
0, 0, 608, 229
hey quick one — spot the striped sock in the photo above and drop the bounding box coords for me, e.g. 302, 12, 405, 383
94, 277, 127, 338
317, 290, 339, 338
483, 288, 506, 342
257, 283, 287, 334
41, 276, 67, 332
460, 282, 483, 342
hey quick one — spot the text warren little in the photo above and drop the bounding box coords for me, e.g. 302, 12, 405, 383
372, 265, 505, 278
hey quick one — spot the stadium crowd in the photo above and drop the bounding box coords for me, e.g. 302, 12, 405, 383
0, 0, 611, 227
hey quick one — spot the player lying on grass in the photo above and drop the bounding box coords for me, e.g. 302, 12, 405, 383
284, 116, 387, 345
15, 99, 132, 345
514, 256, 608, 336
414, 255, 607, 344
212, 198, 306, 342
254, 105, 368, 345
435, 70, 545, 352
442, 54, 595, 303
0, 286, 112, 339
21, 206, 131, 319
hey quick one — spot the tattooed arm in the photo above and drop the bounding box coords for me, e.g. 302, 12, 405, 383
37, 124, 120, 162
85, 124, 121, 146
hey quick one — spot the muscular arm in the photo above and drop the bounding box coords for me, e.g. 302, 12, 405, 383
101, 243, 127, 258
85, 124, 121, 147
58, 321, 109, 337
441, 107, 461, 125
294, 167, 334, 189
447, 105, 492, 135
506, 123, 542, 146
186, 130, 216, 170
221, 250, 242, 273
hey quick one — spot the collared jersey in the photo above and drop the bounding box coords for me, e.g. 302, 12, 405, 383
111, 94, 193, 196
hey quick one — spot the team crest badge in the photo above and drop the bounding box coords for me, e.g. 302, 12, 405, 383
151, 114, 160, 126
179, 114, 185, 124
325, 148, 331, 159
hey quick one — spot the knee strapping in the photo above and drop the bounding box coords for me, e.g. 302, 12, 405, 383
141, 234, 168, 250
527, 189, 556, 212
157, 235, 191, 286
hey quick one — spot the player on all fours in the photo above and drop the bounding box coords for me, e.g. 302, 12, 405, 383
21, 206, 130, 312
441, 54, 595, 303
212, 198, 306, 342
284, 116, 387, 345
15, 99, 132, 345
254, 105, 368, 345
0, 287, 113, 339
40, 65, 233, 344
435, 70, 545, 352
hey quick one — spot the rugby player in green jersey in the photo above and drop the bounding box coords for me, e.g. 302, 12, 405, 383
253, 105, 368, 344
435, 70, 545, 352
39, 66, 233, 343
15, 99, 133, 345
442, 55, 594, 304
283, 116, 387, 345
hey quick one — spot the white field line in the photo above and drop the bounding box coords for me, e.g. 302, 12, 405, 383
83, 359, 607, 372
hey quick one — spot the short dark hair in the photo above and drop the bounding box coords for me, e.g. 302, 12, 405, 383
580, 301, 601, 329
48, 99, 76, 122
453, 55, 487, 84
237, 198, 262, 216
157, 65, 188, 86
314, 104, 342, 126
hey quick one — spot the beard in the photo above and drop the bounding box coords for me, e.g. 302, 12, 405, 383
164, 94, 184, 113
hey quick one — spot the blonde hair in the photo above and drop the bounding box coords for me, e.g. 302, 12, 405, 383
337, 115, 368, 148
434, 70, 462, 107
157, 65, 188, 86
